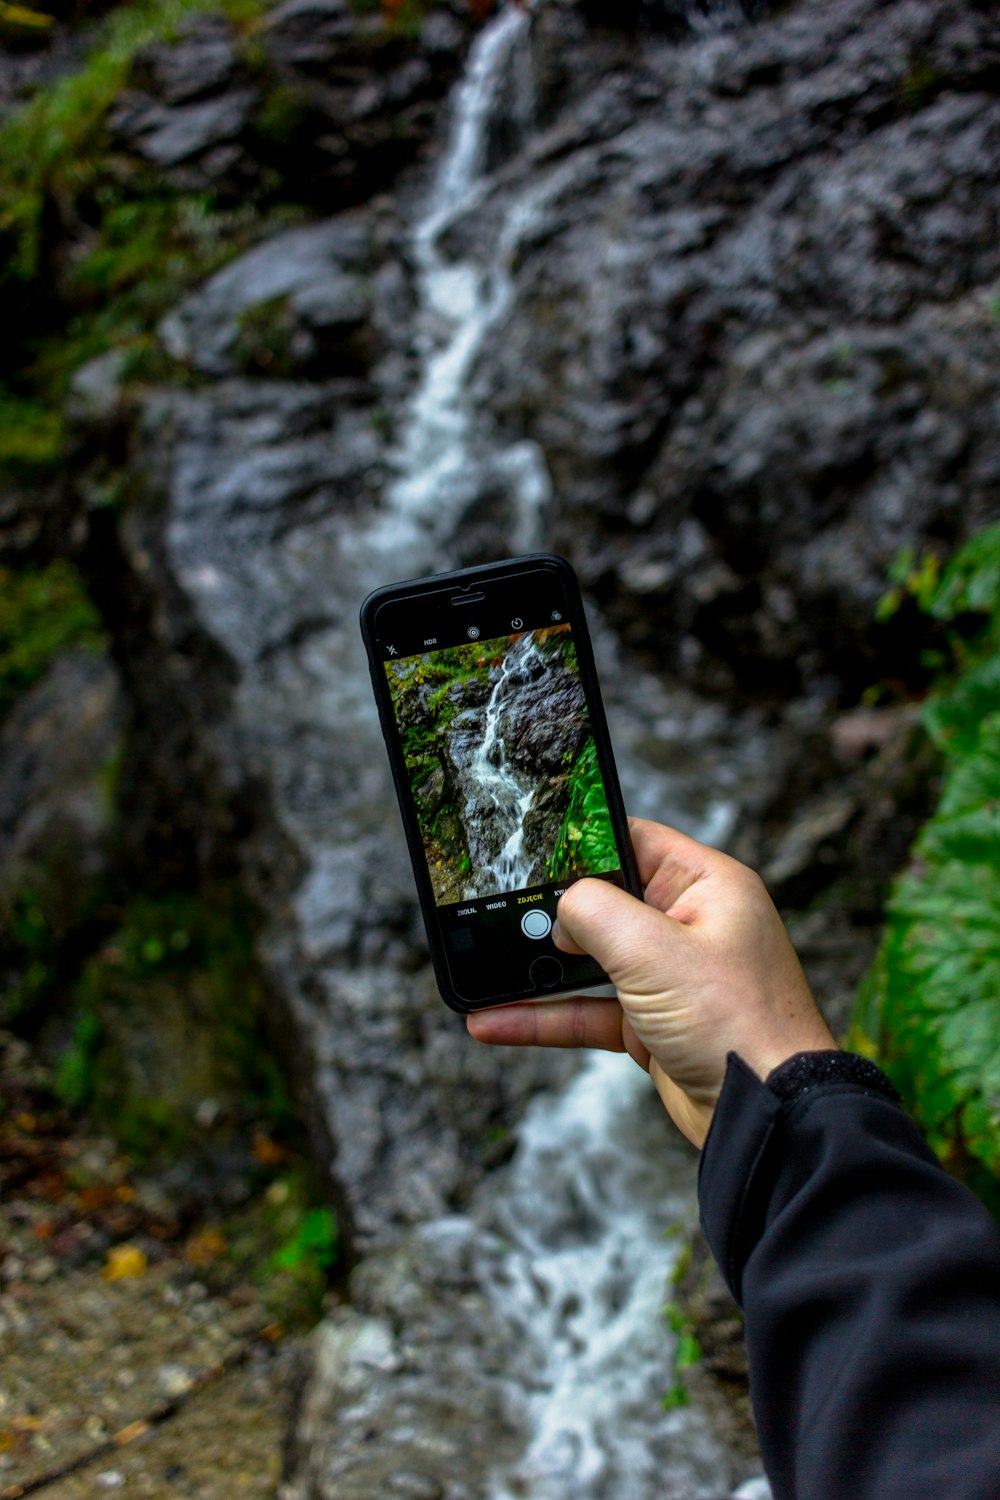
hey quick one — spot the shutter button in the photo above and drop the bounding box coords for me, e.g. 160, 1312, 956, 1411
521, 909, 552, 939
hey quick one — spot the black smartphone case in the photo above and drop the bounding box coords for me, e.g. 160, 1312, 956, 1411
359, 553, 642, 1012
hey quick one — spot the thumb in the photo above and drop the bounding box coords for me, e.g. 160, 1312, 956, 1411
555, 878, 684, 993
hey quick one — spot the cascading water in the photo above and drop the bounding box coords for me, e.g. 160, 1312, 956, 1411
467, 633, 542, 893
371, 0, 549, 560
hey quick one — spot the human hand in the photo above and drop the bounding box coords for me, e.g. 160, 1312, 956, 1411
466, 818, 836, 1148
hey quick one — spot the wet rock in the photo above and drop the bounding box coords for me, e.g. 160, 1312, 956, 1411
159, 218, 372, 378
262, 0, 362, 70
467, 0, 1000, 702
66, 350, 131, 430
112, 88, 255, 168
284, 1227, 529, 1500
130, 14, 239, 107
252, 0, 474, 201
0, 651, 124, 1010
109, 362, 566, 1243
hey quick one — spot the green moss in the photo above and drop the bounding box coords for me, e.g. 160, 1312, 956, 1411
900, 55, 939, 113
0, 0, 270, 278
222, 1168, 339, 1324
0, 0, 213, 281
54, 1002, 104, 1108
0, 0, 274, 483
49, 884, 293, 1156
0, 1, 56, 42
0, 391, 64, 477
232, 294, 296, 377
0, 560, 106, 716
661, 1300, 701, 1409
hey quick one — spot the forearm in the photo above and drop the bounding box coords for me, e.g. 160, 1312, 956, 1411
699, 1053, 1000, 1500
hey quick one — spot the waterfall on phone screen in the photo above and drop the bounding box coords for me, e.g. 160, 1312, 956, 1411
467, 633, 541, 894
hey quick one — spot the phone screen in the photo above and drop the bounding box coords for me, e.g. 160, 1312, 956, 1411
368, 562, 633, 1006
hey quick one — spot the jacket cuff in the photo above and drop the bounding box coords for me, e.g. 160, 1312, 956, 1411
765, 1048, 901, 1107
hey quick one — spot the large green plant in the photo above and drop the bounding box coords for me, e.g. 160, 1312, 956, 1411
852, 523, 1000, 1190
549, 738, 618, 882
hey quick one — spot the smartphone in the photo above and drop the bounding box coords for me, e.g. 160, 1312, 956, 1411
360, 554, 641, 1012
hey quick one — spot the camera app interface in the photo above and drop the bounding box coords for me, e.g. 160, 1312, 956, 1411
381, 607, 627, 996
385, 623, 621, 904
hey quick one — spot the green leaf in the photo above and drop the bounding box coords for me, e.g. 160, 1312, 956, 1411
855, 524, 1000, 1207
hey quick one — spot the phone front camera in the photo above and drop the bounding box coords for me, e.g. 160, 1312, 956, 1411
467, 626, 480, 640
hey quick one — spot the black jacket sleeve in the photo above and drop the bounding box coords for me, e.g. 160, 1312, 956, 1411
698, 1052, 1000, 1500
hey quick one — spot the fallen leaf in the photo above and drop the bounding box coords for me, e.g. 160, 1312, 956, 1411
113, 1420, 149, 1446
251, 1133, 286, 1167
102, 1244, 148, 1282
184, 1227, 226, 1265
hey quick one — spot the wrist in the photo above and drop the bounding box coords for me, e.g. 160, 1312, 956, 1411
741, 1019, 839, 1084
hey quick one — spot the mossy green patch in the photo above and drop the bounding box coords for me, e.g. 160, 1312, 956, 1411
0, 560, 106, 716
0, 391, 65, 479
0, 0, 273, 483
51, 884, 292, 1154
221, 1168, 339, 1324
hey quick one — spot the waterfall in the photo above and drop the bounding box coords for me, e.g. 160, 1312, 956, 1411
372, 1, 551, 561
467, 633, 542, 893
359, 8, 766, 1492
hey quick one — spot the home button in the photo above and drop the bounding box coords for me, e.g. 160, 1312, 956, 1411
529, 956, 564, 990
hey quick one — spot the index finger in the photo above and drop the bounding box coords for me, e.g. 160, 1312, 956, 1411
467, 996, 627, 1052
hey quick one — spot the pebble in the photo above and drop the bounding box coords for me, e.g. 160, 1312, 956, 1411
157, 1362, 197, 1398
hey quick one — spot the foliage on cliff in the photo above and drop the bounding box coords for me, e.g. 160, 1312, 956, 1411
549, 739, 618, 882
853, 522, 1000, 1198
0, 0, 265, 485
0, 560, 106, 715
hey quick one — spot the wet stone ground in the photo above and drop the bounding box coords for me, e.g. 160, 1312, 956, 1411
0, 1035, 305, 1500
